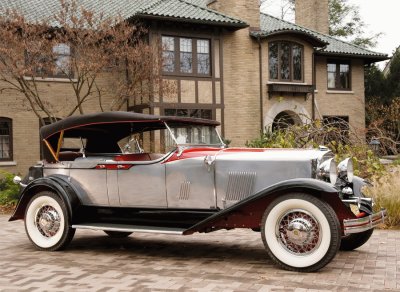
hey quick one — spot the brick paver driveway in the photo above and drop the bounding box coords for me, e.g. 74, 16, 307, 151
1, 214, 399, 291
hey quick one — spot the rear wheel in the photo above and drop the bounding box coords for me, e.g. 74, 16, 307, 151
25, 191, 75, 251
261, 193, 341, 272
104, 231, 132, 238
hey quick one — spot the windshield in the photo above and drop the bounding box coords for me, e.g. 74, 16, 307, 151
165, 124, 224, 147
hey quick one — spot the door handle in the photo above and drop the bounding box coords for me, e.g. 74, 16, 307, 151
204, 155, 215, 172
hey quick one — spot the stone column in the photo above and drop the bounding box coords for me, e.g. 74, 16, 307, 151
295, 0, 329, 34
208, 0, 260, 29
207, 0, 262, 146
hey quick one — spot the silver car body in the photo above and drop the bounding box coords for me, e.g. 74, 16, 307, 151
9, 112, 386, 272
41, 148, 331, 210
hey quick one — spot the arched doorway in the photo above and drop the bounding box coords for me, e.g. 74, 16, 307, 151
263, 100, 310, 132
272, 111, 301, 131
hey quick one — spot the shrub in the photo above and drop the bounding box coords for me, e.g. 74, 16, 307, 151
366, 97, 400, 155
0, 171, 20, 206
246, 119, 385, 178
364, 166, 400, 228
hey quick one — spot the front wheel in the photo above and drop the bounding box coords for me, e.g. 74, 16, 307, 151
25, 191, 75, 251
261, 193, 341, 272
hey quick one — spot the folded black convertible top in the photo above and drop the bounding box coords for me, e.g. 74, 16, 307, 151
40, 111, 220, 139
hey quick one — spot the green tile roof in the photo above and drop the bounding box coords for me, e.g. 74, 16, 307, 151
0, 0, 156, 23
0, 0, 247, 28
0, 1, 386, 60
138, 0, 247, 27
253, 13, 387, 60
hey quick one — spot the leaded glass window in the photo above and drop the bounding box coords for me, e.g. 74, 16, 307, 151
197, 39, 210, 75
268, 41, 303, 82
162, 36, 175, 73
292, 44, 302, 81
269, 43, 278, 79
180, 38, 193, 74
280, 43, 290, 80
161, 36, 211, 76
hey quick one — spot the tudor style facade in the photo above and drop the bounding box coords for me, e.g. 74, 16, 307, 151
0, 0, 387, 174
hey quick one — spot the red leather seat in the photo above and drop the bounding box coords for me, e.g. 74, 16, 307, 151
114, 153, 152, 162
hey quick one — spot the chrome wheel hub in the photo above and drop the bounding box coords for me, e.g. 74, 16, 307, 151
35, 206, 61, 237
276, 209, 321, 255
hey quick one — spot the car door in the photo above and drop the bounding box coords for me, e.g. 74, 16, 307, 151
166, 154, 216, 209
117, 161, 167, 208
68, 158, 110, 206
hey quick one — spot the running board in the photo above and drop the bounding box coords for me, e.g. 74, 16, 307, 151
72, 223, 186, 235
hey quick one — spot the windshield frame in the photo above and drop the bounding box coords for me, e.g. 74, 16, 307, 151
164, 121, 225, 148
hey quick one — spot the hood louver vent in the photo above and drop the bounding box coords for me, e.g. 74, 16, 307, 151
179, 181, 191, 200
225, 171, 256, 201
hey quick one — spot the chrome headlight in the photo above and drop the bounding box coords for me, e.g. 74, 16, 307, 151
338, 157, 354, 182
318, 158, 337, 185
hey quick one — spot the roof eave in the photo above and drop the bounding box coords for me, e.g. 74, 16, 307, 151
250, 30, 328, 47
315, 51, 389, 63
137, 14, 248, 29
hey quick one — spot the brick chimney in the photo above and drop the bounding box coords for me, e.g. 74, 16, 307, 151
208, 0, 260, 28
295, 0, 329, 34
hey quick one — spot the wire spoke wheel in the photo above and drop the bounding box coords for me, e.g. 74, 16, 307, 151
276, 209, 321, 255
261, 193, 341, 272
25, 191, 75, 251
35, 205, 61, 238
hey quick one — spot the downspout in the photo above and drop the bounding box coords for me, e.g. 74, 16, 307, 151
312, 51, 316, 120
258, 36, 264, 131
312, 45, 327, 120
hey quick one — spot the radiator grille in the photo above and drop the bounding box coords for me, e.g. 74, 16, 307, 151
179, 181, 191, 200
225, 171, 256, 201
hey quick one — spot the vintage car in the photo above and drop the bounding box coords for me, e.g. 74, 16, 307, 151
10, 111, 386, 272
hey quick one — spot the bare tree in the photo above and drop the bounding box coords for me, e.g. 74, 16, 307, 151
260, 0, 295, 20
261, 0, 380, 48
0, 0, 169, 124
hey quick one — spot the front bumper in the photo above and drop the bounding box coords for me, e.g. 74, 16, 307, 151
343, 209, 387, 235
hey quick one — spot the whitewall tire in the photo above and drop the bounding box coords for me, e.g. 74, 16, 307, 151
25, 191, 75, 251
261, 193, 341, 272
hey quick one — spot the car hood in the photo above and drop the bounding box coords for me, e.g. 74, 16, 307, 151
167, 147, 333, 163
215, 148, 330, 162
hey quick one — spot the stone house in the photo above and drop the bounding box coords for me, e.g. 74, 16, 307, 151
0, 0, 387, 174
